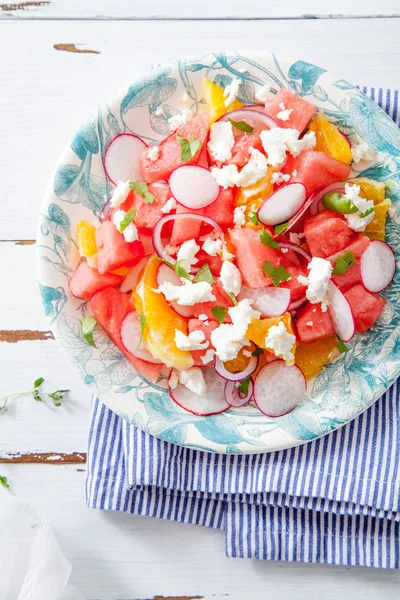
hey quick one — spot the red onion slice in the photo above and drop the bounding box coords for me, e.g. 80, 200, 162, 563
218, 109, 278, 135
224, 379, 254, 407
279, 242, 311, 262
309, 182, 347, 216
288, 296, 307, 312
215, 354, 258, 382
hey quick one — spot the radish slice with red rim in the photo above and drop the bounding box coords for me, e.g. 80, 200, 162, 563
218, 109, 278, 135
360, 240, 396, 293
224, 379, 254, 408
156, 263, 195, 318
327, 282, 355, 342
120, 256, 149, 293
288, 296, 307, 312
169, 367, 229, 416
276, 196, 318, 238
254, 361, 306, 417
238, 285, 290, 317
120, 312, 162, 365
215, 354, 258, 382
169, 165, 220, 209
257, 183, 307, 226
279, 242, 311, 262
309, 182, 347, 216
104, 134, 147, 185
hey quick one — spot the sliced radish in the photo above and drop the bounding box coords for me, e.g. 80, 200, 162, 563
104, 134, 147, 185
224, 379, 254, 408
309, 182, 347, 216
278, 196, 318, 237
219, 109, 278, 135
257, 183, 307, 226
254, 361, 306, 417
360, 240, 396, 293
169, 367, 229, 416
238, 285, 290, 317
120, 256, 149, 293
156, 262, 195, 318
279, 242, 311, 262
121, 312, 162, 365
288, 296, 307, 312
327, 282, 355, 342
169, 165, 220, 209
215, 354, 258, 382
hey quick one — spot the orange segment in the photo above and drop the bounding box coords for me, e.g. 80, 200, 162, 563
245, 313, 296, 364
234, 168, 275, 229
224, 342, 256, 373
295, 337, 339, 380
364, 198, 391, 241
133, 256, 193, 370
77, 220, 96, 257
348, 178, 386, 204
308, 113, 352, 165
202, 77, 243, 123
112, 266, 131, 276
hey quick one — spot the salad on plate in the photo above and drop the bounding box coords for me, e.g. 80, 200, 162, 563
69, 78, 395, 418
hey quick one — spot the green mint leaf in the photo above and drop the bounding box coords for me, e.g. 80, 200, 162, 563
137, 312, 146, 349
176, 134, 201, 162
142, 190, 157, 204
262, 261, 291, 287
332, 250, 356, 275
228, 292, 238, 306
211, 306, 226, 324
274, 221, 289, 235
248, 209, 259, 226
188, 134, 202, 157
260, 228, 280, 249
119, 207, 136, 232
0, 476, 9, 490
129, 181, 148, 195
359, 207, 374, 219
33, 390, 43, 402
237, 377, 251, 395
33, 377, 44, 389
228, 118, 254, 134
174, 260, 192, 281
322, 192, 358, 214
47, 389, 69, 407
193, 263, 215, 284
337, 336, 348, 353
81, 316, 97, 348
251, 347, 264, 357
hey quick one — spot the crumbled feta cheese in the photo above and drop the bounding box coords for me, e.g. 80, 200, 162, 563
276, 102, 293, 122
286, 131, 316, 157
298, 257, 333, 312
110, 181, 131, 208
178, 367, 207, 396
201, 349, 215, 365
154, 105, 164, 116
198, 314, 208, 321
235, 148, 268, 188
220, 261, 242, 296
233, 205, 246, 227
211, 298, 260, 361
176, 239, 200, 272
242, 349, 253, 358
351, 142, 376, 163
147, 146, 160, 161
342, 183, 375, 232
271, 171, 291, 184
281, 247, 288, 253
260, 128, 316, 167
208, 121, 235, 162
202, 237, 223, 256
168, 109, 192, 132
159, 280, 216, 306
292, 169, 298, 177
255, 83, 274, 104
174, 329, 209, 351
165, 244, 179, 256
228, 299, 261, 341
169, 370, 179, 389
306, 321, 314, 327
221, 243, 235, 261
211, 164, 240, 188
224, 79, 241, 107
265, 321, 296, 362
113, 210, 139, 242
161, 197, 177, 214
289, 232, 304, 245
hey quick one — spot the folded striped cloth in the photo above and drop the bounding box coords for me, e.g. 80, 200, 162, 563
84, 87, 400, 568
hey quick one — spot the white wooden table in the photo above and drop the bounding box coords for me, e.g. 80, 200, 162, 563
1, 2, 400, 598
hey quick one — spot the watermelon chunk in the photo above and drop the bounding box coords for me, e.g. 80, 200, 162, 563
304, 210, 353, 258
140, 112, 209, 183
328, 234, 370, 292
281, 150, 351, 198
90, 287, 164, 384
188, 318, 218, 365
344, 285, 385, 333
230, 228, 281, 288
170, 203, 203, 246
296, 302, 335, 343
203, 187, 234, 229
280, 245, 302, 268
224, 133, 264, 167
109, 185, 170, 231
95, 221, 144, 274
281, 265, 308, 301
69, 260, 124, 300
192, 281, 233, 322
263, 89, 316, 132
195, 249, 223, 276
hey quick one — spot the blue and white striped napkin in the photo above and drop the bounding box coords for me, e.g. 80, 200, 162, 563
84, 87, 400, 568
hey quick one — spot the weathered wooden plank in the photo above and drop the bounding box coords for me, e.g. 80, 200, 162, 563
0, 451, 86, 463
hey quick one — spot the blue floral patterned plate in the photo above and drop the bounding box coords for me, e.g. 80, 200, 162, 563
37, 52, 400, 454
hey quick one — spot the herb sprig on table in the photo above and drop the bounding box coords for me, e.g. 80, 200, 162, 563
0, 378, 69, 414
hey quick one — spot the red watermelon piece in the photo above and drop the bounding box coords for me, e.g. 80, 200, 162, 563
224, 133, 264, 167
90, 288, 164, 384
281, 150, 351, 197
203, 187, 234, 229
296, 302, 335, 343
140, 112, 209, 183
69, 260, 123, 301
263, 89, 316, 132
95, 221, 144, 275
281, 265, 308, 302
229, 228, 281, 288
328, 234, 370, 292
195, 249, 223, 276
192, 280, 233, 322
344, 285, 385, 333
304, 210, 353, 258
170, 203, 203, 246
188, 318, 219, 366
109, 185, 171, 231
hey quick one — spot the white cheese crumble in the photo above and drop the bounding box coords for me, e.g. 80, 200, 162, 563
224, 79, 241, 107
178, 367, 207, 396
342, 183, 375, 232
220, 261, 242, 296
201, 349, 215, 365
161, 197, 177, 214
242, 349, 253, 358
168, 109, 192, 132
208, 121, 235, 162
281, 248, 288, 253
147, 146, 160, 162
233, 205, 246, 227
198, 314, 208, 321
159, 280, 216, 306
306, 321, 314, 327
235, 148, 268, 187
351, 142, 376, 164
211, 299, 261, 361
276, 102, 293, 122
176, 239, 200, 272
165, 244, 179, 256
210, 164, 240, 189
110, 181, 131, 208
265, 321, 296, 362
260, 128, 316, 168
289, 232, 304, 245
221, 243, 235, 261
112, 210, 139, 243
298, 256, 333, 312
202, 237, 222, 256
174, 329, 209, 351
255, 83, 274, 104
271, 171, 291, 184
